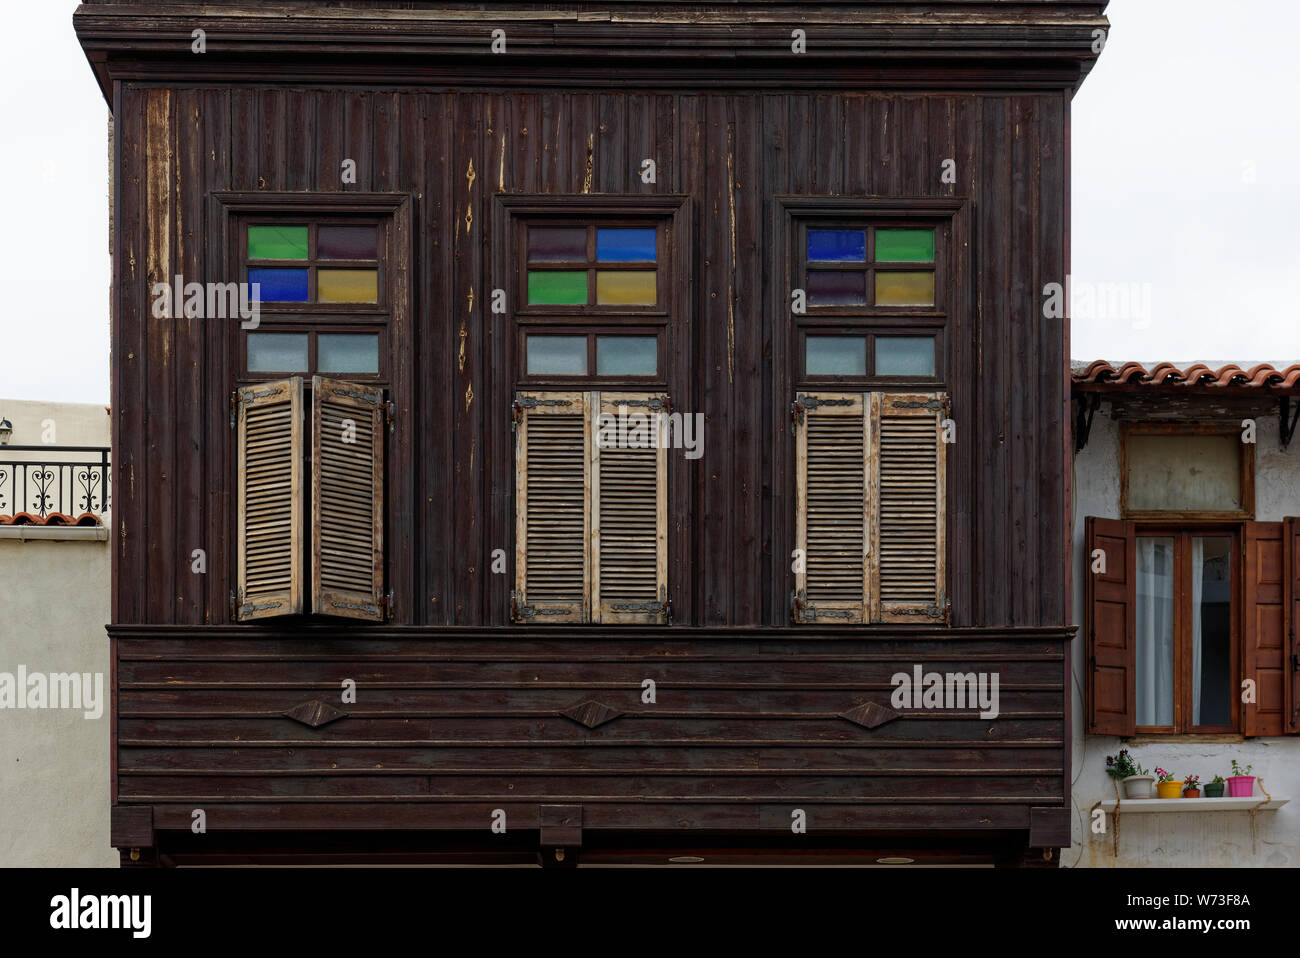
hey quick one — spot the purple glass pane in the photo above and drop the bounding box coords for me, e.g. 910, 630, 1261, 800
528, 227, 588, 263
318, 226, 378, 260
806, 270, 867, 307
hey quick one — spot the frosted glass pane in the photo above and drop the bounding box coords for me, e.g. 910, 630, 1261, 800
318, 269, 378, 303
1136, 537, 1175, 727
1126, 435, 1242, 512
1192, 536, 1232, 727
806, 337, 867, 376
527, 336, 587, 375
875, 271, 935, 306
875, 337, 935, 376
248, 226, 308, 260
596, 270, 656, 305
528, 271, 588, 305
596, 336, 657, 375
247, 333, 308, 372
875, 229, 935, 263
318, 333, 380, 374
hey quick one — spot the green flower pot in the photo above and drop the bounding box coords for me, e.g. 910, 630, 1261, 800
1203, 782, 1225, 798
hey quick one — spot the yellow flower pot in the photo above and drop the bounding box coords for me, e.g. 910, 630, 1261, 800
1156, 781, 1184, 799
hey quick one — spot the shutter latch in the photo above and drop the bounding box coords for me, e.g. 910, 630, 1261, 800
229, 391, 238, 430
385, 400, 395, 434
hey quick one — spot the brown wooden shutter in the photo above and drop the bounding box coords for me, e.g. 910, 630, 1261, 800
593, 392, 669, 624
1243, 521, 1285, 736
311, 376, 385, 622
1286, 517, 1300, 734
513, 391, 589, 623
235, 377, 303, 621
794, 392, 869, 624
1085, 516, 1136, 736
871, 392, 947, 622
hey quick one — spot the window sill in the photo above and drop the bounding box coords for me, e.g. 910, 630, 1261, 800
1099, 796, 1287, 813
0, 525, 108, 542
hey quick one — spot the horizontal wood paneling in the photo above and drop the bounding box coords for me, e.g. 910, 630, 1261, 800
114, 630, 1066, 832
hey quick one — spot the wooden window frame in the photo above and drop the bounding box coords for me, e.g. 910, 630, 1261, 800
1120, 421, 1255, 521
518, 326, 666, 387
239, 218, 388, 313
796, 220, 945, 318
517, 221, 667, 317
243, 325, 389, 383
213, 192, 413, 625
1132, 525, 1241, 735
799, 328, 945, 386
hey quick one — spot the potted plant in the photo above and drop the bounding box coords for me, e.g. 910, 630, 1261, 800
1227, 760, 1255, 798
1154, 767, 1184, 799
1182, 775, 1201, 798
1106, 749, 1153, 799
1204, 775, 1226, 799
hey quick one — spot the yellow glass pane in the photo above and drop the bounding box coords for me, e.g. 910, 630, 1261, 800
875, 271, 934, 307
596, 270, 656, 306
318, 269, 378, 303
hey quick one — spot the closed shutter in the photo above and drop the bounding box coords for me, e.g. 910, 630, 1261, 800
593, 392, 669, 623
794, 392, 869, 623
1243, 521, 1285, 736
235, 377, 303, 621
1085, 517, 1136, 736
513, 392, 590, 623
312, 376, 385, 622
871, 392, 947, 622
1286, 517, 1300, 734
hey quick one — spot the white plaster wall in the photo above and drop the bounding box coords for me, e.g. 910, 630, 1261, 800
1066, 401, 1300, 867
0, 400, 115, 866
0, 399, 110, 449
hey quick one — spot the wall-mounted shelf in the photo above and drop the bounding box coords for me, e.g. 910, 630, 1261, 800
1100, 796, 1287, 814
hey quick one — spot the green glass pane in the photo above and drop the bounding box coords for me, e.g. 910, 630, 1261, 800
528, 270, 588, 305
248, 226, 308, 260
875, 229, 935, 263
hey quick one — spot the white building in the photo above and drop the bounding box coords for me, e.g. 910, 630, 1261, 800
1068, 361, 1299, 867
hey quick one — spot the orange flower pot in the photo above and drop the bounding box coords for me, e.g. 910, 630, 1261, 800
1156, 781, 1184, 799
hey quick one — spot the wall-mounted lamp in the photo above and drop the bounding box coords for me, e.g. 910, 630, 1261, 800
0, 418, 12, 445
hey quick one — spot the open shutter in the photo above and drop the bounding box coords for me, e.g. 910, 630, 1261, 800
513, 391, 589, 623
1287, 517, 1300, 733
593, 392, 669, 624
235, 377, 303, 621
312, 376, 385, 622
794, 392, 869, 624
1085, 516, 1136, 736
872, 392, 947, 623
1243, 521, 1285, 736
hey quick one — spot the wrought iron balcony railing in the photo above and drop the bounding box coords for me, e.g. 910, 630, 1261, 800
0, 446, 112, 520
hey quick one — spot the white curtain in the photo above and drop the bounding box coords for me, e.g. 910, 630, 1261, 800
1191, 537, 1205, 725
1136, 538, 1175, 727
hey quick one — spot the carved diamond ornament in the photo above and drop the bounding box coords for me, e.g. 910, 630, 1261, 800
560, 699, 623, 729
839, 701, 901, 730
283, 700, 347, 728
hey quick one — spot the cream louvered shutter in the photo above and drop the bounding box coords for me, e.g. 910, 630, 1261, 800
311, 377, 385, 621
235, 377, 303, 621
513, 391, 590, 623
593, 392, 669, 624
794, 393, 870, 623
870, 392, 947, 622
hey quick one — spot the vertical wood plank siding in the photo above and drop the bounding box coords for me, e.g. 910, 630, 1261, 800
116, 83, 1069, 631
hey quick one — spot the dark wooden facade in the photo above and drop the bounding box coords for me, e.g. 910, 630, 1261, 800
78, 0, 1108, 866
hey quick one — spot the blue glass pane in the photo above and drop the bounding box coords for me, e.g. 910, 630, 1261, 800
807, 229, 866, 263
247, 268, 309, 303
596, 228, 657, 263
806, 336, 867, 376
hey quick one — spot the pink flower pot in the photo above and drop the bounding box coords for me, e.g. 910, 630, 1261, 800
1226, 775, 1255, 798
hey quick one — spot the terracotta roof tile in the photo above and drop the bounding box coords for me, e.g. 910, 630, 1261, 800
1072, 361, 1300, 392
0, 511, 102, 527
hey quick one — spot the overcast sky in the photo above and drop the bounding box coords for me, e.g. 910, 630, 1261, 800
1, 1, 1296, 405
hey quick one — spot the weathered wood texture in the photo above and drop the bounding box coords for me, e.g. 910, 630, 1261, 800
112, 626, 1068, 836
111, 83, 1070, 630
